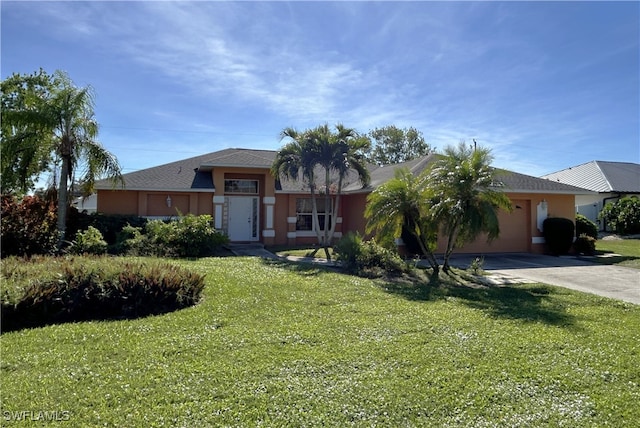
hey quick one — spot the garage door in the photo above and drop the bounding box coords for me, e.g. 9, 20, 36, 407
455, 200, 529, 253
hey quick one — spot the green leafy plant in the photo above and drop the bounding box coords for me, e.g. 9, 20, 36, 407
334, 231, 363, 271
0, 194, 58, 257
599, 196, 640, 235
573, 234, 596, 256
335, 233, 408, 277
116, 214, 228, 258
468, 256, 485, 275
69, 226, 108, 255
575, 214, 598, 239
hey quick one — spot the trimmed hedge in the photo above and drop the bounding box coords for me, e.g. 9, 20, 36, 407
543, 217, 575, 255
1, 256, 205, 332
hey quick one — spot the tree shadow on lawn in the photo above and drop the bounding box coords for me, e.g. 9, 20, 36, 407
261, 258, 337, 276
260, 258, 577, 327
592, 251, 640, 267
380, 275, 578, 327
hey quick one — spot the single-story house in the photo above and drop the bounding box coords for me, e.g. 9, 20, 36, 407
95, 148, 591, 253
542, 161, 640, 230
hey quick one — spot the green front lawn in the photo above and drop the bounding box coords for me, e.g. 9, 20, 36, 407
595, 238, 640, 269
1, 257, 639, 426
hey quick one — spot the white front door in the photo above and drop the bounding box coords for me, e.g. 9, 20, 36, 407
228, 196, 259, 241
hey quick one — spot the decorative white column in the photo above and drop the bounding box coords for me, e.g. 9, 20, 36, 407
213, 195, 225, 229
536, 199, 548, 232
262, 196, 276, 238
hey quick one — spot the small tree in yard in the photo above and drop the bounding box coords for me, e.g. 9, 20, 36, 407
365, 168, 440, 276
365, 142, 512, 278
271, 124, 370, 260
428, 142, 512, 272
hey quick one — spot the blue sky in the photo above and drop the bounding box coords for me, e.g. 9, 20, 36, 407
2, 1, 639, 178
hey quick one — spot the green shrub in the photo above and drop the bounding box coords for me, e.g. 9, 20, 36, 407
1, 256, 206, 332
114, 224, 147, 255
573, 234, 596, 255
575, 214, 598, 239
334, 232, 363, 271
360, 239, 407, 276
69, 226, 108, 255
115, 214, 228, 258
335, 233, 407, 276
67, 211, 148, 247
599, 196, 640, 235
1, 194, 58, 257
543, 217, 575, 255
171, 214, 229, 257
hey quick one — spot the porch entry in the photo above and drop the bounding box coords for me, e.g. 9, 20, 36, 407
227, 196, 259, 242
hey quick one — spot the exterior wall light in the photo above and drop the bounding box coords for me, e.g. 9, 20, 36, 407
166, 195, 172, 207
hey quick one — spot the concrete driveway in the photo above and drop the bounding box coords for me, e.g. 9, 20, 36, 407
448, 253, 640, 305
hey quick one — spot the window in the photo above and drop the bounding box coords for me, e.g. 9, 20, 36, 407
224, 179, 258, 194
296, 198, 332, 231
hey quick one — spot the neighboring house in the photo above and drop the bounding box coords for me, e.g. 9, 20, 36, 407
95, 148, 591, 253
73, 193, 98, 213
542, 161, 640, 230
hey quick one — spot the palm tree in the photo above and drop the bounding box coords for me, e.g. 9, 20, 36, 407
49, 71, 122, 250
365, 168, 440, 276
314, 124, 370, 253
272, 124, 370, 260
428, 142, 512, 272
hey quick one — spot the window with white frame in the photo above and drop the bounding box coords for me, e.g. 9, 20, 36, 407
224, 179, 258, 194
296, 198, 332, 231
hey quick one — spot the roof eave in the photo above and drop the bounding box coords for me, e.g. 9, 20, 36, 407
96, 186, 216, 193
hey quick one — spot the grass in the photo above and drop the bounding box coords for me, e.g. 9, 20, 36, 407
1, 257, 639, 426
595, 238, 640, 269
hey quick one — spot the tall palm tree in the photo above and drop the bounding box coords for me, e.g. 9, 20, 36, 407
49, 71, 122, 250
272, 124, 370, 260
314, 124, 370, 252
428, 142, 512, 272
365, 168, 440, 276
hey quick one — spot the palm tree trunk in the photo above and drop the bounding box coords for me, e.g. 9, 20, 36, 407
442, 224, 460, 273
412, 229, 440, 277
309, 184, 322, 258
56, 154, 71, 251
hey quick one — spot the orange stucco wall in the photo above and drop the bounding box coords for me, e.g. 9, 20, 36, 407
97, 190, 212, 217
334, 191, 576, 254
97, 190, 139, 215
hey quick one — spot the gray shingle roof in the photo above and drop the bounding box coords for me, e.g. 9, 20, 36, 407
97, 148, 592, 195
96, 149, 274, 191
542, 161, 640, 193
199, 148, 276, 169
